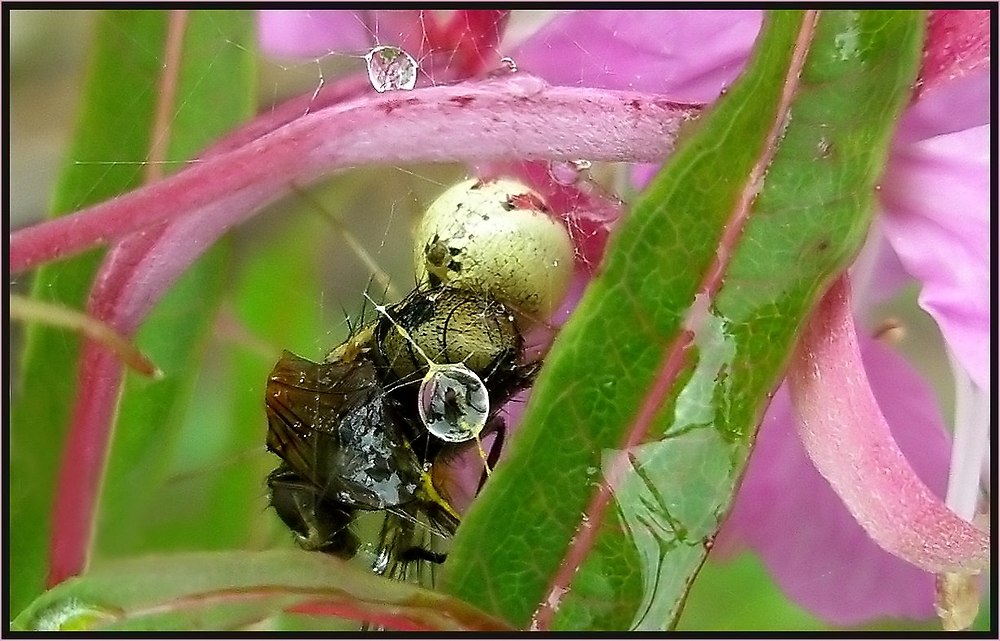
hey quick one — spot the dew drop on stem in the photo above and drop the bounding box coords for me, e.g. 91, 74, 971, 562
548, 159, 593, 186
365, 45, 418, 93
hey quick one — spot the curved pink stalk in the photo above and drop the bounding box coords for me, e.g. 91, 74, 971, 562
788, 275, 989, 574
46, 193, 271, 587
204, 74, 372, 156
47, 346, 125, 587
47, 10, 195, 587
10, 76, 698, 274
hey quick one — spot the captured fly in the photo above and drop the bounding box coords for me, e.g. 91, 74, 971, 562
264, 285, 537, 581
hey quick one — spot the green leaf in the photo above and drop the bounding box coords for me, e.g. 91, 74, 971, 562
10, 10, 256, 615
442, 10, 923, 630
11, 551, 511, 631
11, 11, 166, 615
93, 10, 257, 557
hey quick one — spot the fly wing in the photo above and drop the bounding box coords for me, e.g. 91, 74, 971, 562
265, 349, 427, 511
264, 350, 377, 489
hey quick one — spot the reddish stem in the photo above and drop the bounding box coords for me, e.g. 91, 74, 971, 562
47, 9, 189, 588
11, 78, 698, 273
47, 345, 124, 587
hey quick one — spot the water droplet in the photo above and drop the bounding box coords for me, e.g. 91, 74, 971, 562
816, 137, 832, 159
548, 159, 592, 186
365, 45, 418, 93
418, 363, 489, 443
499, 56, 518, 73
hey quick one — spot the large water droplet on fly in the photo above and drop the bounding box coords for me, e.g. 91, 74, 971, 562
418, 363, 489, 443
365, 45, 418, 93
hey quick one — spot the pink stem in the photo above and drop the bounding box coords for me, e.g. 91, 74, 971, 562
47, 10, 189, 587
10, 76, 698, 273
47, 345, 124, 587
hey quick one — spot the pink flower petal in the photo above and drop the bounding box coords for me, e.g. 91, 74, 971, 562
259, 10, 492, 83
847, 219, 913, 310
512, 10, 762, 101
880, 123, 990, 390
790, 277, 988, 575
258, 10, 373, 58
257, 10, 431, 59
895, 68, 989, 146
717, 330, 956, 623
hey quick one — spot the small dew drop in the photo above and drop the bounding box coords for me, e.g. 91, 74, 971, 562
548, 159, 592, 186
499, 56, 518, 73
816, 137, 832, 159
365, 45, 418, 93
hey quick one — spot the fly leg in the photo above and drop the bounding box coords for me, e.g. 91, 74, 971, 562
476, 415, 507, 494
